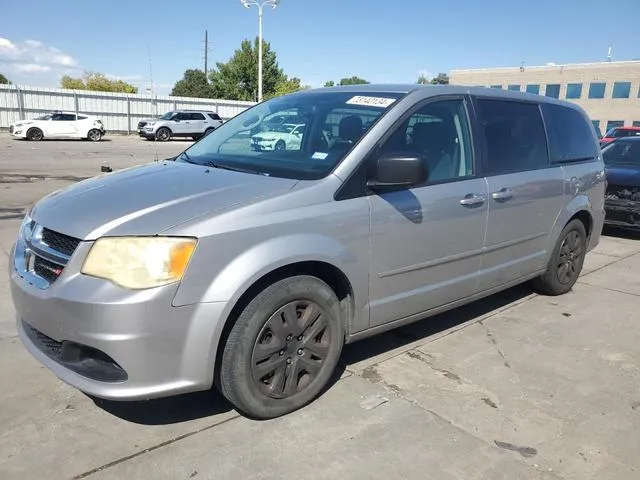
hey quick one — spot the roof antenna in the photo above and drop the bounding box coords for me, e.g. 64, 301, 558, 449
607, 46, 612, 62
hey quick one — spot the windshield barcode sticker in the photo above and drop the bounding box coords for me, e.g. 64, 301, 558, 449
346, 96, 396, 108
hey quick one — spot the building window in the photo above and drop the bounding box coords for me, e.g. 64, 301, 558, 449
490, 85, 502, 89
545, 84, 560, 98
507, 84, 520, 91
588, 83, 606, 99
612, 82, 631, 99
633, 121, 640, 127
566, 83, 582, 99
606, 120, 624, 133
526, 84, 540, 94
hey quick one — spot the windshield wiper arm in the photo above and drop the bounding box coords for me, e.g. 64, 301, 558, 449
206, 161, 269, 176
177, 151, 196, 164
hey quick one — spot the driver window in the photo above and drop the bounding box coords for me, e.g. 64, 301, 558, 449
378, 99, 473, 183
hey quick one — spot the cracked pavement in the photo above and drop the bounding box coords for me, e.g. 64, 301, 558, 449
1, 135, 640, 479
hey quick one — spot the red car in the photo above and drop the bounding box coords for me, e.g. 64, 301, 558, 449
600, 126, 640, 146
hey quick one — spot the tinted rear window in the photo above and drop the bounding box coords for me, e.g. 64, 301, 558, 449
208, 113, 222, 120
476, 99, 549, 174
541, 103, 598, 163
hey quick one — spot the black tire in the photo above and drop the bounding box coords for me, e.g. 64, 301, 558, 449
87, 129, 103, 142
26, 127, 43, 141
220, 276, 344, 419
155, 127, 171, 142
532, 219, 587, 296
192, 135, 201, 141
204, 127, 214, 137
275, 140, 286, 151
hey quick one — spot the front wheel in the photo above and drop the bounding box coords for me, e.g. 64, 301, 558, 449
219, 276, 344, 419
26, 127, 43, 141
532, 219, 587, 295
155, 127, 171, 142
87, 129, 103, 142
274, 140, 286, 151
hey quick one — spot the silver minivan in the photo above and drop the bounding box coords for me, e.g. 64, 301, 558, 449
10, 85, 605, 419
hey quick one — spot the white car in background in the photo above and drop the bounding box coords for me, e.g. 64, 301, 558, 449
251, 123, 306, 151
9, 111, 105, 141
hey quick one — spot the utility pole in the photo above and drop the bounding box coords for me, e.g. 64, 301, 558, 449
204, 30, 209, 77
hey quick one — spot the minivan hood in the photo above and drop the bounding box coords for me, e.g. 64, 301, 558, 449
31, 161, 298, 240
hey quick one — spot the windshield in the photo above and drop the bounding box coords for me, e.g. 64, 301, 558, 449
160, 111, 177, 120
602, 141, 640, 165
178, 91, 404, 180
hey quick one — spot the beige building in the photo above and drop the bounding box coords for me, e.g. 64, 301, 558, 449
450, 61, 640, 136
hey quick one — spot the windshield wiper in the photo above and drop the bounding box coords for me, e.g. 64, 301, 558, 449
205, 160, 269, 176
177, 151, 196, 164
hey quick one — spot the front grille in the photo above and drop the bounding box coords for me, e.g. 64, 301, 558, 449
34, 256, 64, 283
9, 125, 14, 134
138, 121, 147, 129
42, 228, 81, 257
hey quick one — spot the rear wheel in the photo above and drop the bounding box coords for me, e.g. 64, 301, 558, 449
220, 276, 344, 419
87, 129, 103, 142
532, 219, 587, 295
26, 127, 43, 141
155, 127, 171, 142
204, 127, 215, 137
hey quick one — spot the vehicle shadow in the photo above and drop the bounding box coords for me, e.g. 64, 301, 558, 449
602, 225, 640, 241
90, 284, 533, 425
341, 284, 533, 367
89, 389, 232, 425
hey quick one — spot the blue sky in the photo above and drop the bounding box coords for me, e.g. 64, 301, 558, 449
1, 0, 638, 95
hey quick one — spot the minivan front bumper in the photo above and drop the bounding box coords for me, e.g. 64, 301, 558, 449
10, 241, 227, 401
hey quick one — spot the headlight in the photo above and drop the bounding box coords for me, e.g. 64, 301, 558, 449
81, 237, 196, 289
19, 213, 35, 242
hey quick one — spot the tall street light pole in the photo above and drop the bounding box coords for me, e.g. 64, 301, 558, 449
241, 0, 280, 102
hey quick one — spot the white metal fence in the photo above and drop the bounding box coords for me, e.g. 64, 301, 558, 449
0, 84, 255, 133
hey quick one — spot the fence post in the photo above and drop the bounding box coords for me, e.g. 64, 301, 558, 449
16, 85, 24, 120
74, 91, 79, 116
127, 96, 131, 135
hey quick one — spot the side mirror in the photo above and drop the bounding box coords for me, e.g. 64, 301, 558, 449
367, 153, 427, 190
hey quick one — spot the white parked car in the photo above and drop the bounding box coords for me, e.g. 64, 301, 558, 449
251, 123, 306, 151
140, 110, 224, 141
9, 111, 105, 141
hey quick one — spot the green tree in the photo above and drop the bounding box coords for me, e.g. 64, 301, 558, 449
430, 73, 449, 85
0, 73, 11, 85
171, 69, 211, 98
267, 76, 307, 99
60, 76, 86, 90
339, 76, 369, 85
61, 72, 137, 93
324, 80, 335, 87
209, 37, 285, 101
416, 74, 429, 84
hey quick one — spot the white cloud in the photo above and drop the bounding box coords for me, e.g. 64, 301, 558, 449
13, 63, 52, 74
0, 37, 81, 84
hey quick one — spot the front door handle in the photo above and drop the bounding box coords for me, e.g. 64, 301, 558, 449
491, 188, 513, 202
460, 194, 485, 207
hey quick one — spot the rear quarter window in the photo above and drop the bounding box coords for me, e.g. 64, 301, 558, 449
541, 103, 598, 163
208, 113, 222, 121
476, 99, 549, 175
